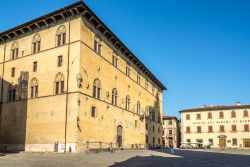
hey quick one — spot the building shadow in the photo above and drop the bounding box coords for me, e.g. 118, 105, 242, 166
0, 71, 29, 152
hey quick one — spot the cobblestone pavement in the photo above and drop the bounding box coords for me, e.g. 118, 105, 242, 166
0, 149, 250, 167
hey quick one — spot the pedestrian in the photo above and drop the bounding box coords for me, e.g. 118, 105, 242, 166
170, 145, 175, 154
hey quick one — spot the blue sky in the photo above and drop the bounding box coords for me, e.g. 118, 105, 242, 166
1, 0, 250, 117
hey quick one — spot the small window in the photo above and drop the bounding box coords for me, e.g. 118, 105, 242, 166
169, 120, 173, 125
58, 55, 63, 67
187, 139, 191, 142
232, 138, 237, 146
232, 125, 237, 132
197, 126, 201, 133
169, 130, 172, 135
137, 74, 141, 84
112, 53, 118, 67
186, 126, 190, 133
196, 113, 201, 120
244, 110, 249, 117
126, 64, 131, 77
94, 37, 102, 55
219, 111, 224, 119
208, 126, 213, 133
208, 112, 212, 119
231, 111, 236, 118
11, 68, 15, 77
152, 125, 155, 132
33, 61, 37, 72
220, 125, 225, 132
91, 107, 96, 118
137, 101, 141, 114
186, 114, 190, 120
145, 80, 149, 90
244, 124, 249, 132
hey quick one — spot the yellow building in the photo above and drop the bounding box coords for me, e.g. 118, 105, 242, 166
0, 1, 166, 152
180, 103, 250, 149
162, 116, 180, 148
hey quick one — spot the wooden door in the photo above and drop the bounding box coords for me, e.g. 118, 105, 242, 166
168, 138, 173, 146
219, 139, 226, 148
117, 126, 123, 148
244, 140, 250, 148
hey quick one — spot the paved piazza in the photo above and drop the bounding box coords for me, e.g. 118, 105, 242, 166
0, 149, 250, 167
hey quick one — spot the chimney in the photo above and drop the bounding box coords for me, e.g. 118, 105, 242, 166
236, 102, 241, 106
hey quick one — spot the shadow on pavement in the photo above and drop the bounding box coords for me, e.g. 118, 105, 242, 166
110, 149, 250, 167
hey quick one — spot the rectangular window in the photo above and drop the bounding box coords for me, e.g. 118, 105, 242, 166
91, 107, 96, 118
244, 110, 249, 117
208, 112, 212, 119
112, 53, 118, 67
232, 125, 237, 132
208, 126, 213, 133
126, 65, 130, 77
55, 82, 59, 95
220, 125, 225, 132
137, 74, 141, 84
11, 68, 15, 77
196, 113, 201, 120
232, 138, 237, 146
169, 120, 173, 125
152, 126, 155, 132
231, 111, 236, 118
244, 124, 249, 132
169, 130, 172, 135
58, 55, 63, 67
145, 80, 149, 90
219, 112, 224, 119
186, 126, 190, 133
62, 33, 66, 45
187, 139, 191, 142
33, 61, 37, 72
197, 126, 201, 133
208, 139, 213, 146
186, 114, 190, 120
94, 38, 101, 55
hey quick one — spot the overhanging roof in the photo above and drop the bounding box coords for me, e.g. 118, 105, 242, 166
0, 1, 166, 91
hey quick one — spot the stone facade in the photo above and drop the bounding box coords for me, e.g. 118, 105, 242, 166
0, 1, 165, 152
162, 116, 180, 148
180, 103, 250, 149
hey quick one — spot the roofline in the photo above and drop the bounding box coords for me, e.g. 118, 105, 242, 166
0, 1, 166, 91
179, 105, 250, 113
163, 116, 180, 122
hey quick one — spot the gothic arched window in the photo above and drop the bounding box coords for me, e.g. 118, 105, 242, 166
32, 34, 41, 53
125, 95, 130, 111
112, 88, 118, 106
56, 25, 66, 46
30, 78, 38, 98
93, 79, 101, 99
55, 73, 64, 94
11, 41, 19, 60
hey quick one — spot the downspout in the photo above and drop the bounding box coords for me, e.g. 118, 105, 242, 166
64, 11, 71, 153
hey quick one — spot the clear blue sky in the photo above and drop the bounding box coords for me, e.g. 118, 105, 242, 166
1, 0, 250, 118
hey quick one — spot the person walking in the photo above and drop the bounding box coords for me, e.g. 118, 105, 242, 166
170, 145, 175, 154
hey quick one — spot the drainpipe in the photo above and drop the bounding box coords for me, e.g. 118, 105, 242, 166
64, 10, 71, 153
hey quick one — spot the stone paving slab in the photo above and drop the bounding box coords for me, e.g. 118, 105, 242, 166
0, 149, 250, 167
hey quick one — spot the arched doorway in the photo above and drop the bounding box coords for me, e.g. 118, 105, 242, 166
117, 125, 123, 148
